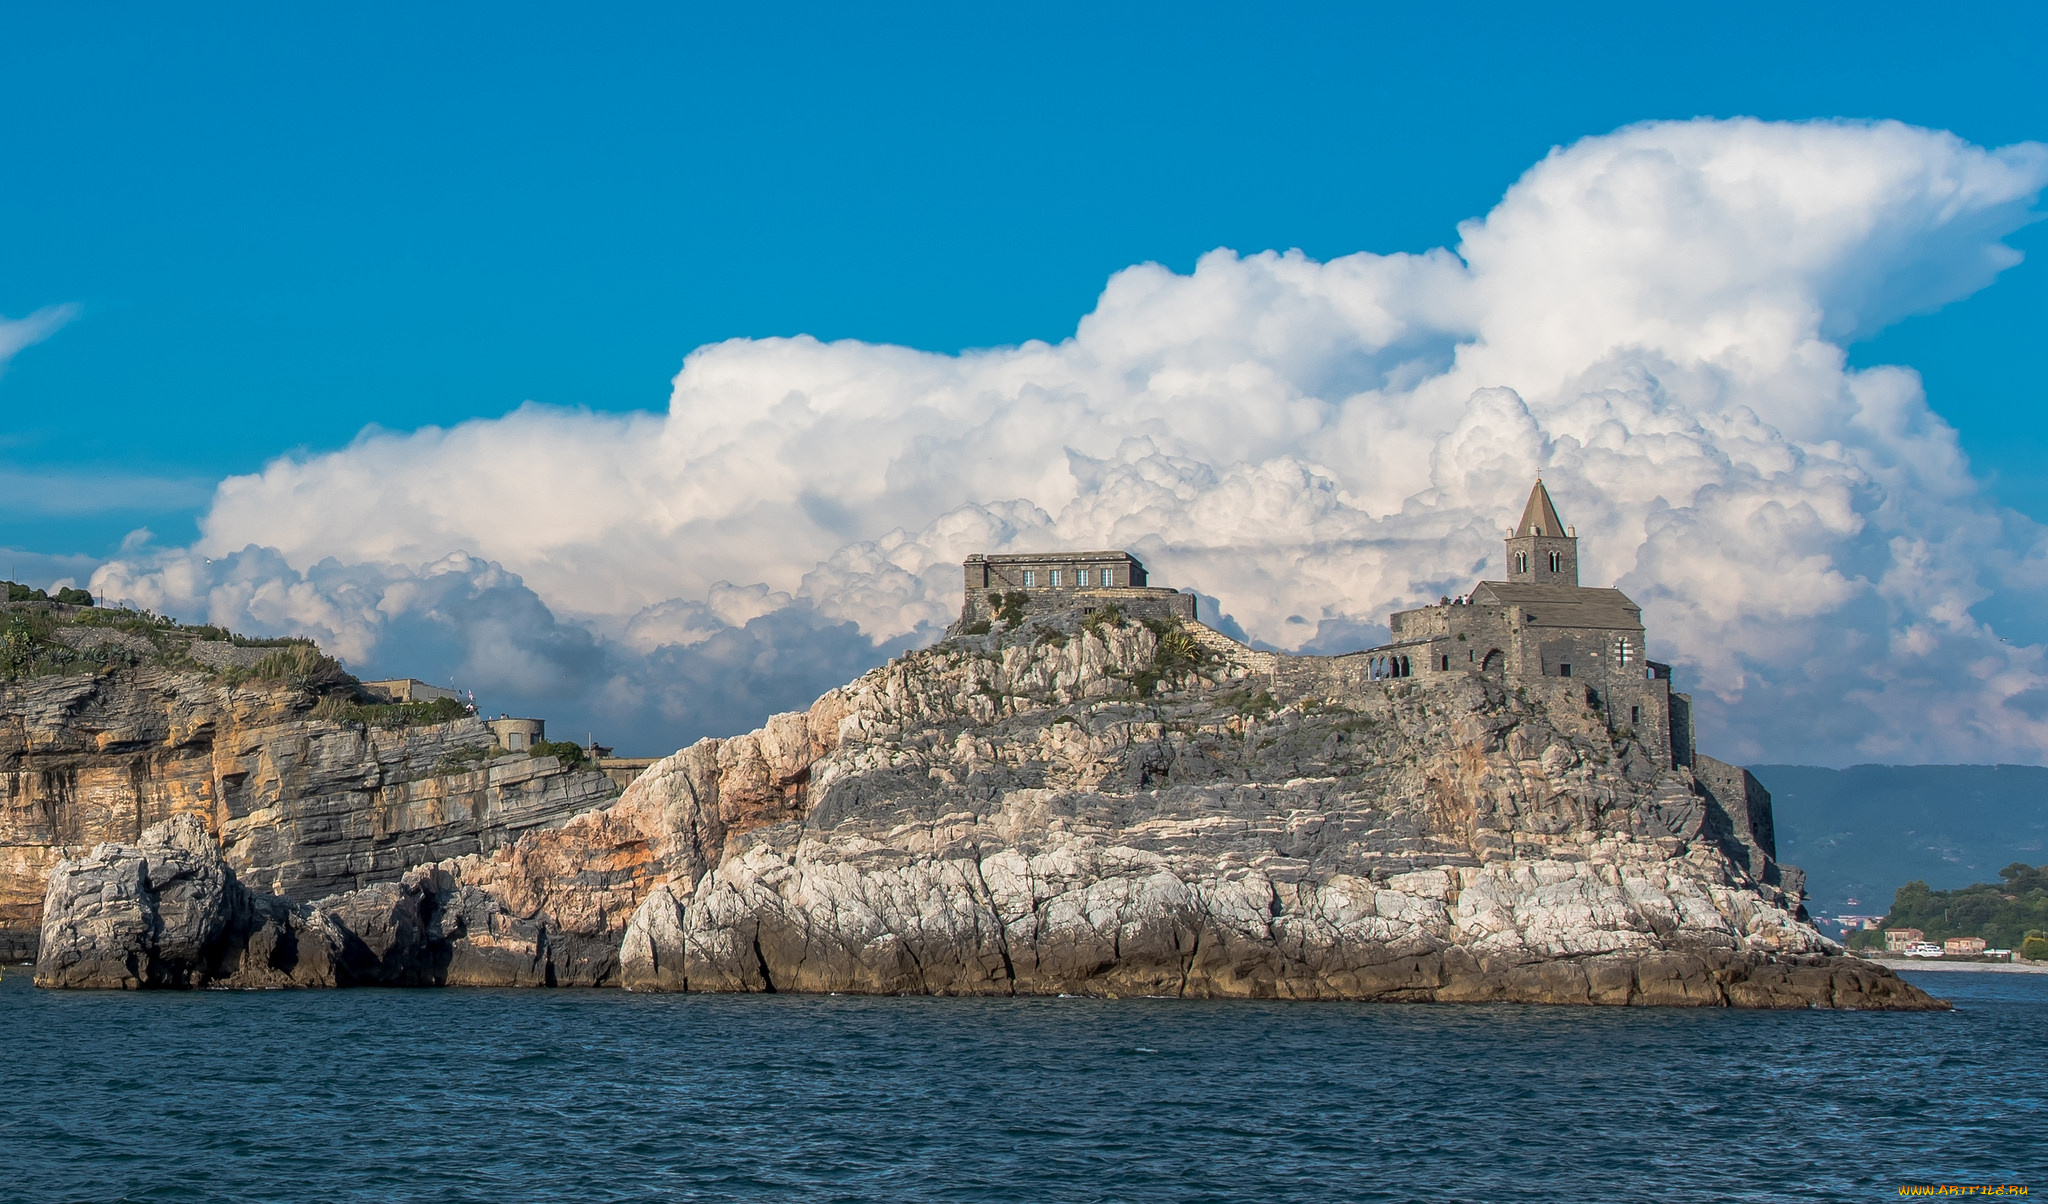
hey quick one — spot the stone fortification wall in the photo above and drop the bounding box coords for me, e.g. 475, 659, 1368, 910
1692, 755, 1795, 894
955, 549, 1197, 632
955, 585, 1196, 630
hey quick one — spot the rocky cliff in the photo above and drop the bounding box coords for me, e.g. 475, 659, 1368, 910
36, 608, 1941, 1009
2, 602, 619, 960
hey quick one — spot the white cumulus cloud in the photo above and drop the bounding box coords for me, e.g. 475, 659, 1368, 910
93, 118, 2048, 764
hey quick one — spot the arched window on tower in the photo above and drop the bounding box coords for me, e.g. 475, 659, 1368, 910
1547, 551, 1561, 572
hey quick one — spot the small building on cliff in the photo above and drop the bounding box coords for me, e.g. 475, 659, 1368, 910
486, 715, 545, 751
361, 677, 462, 705
957, 551, 1197, 627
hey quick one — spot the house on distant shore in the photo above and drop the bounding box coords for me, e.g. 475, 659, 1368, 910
1884, 927, 1925, 951
1944, 936, 1988, 955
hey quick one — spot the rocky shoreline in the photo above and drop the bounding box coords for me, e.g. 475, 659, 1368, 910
29, 610, 1946, 1010
0, 612, 620, 961
35, 813, 1938, 1009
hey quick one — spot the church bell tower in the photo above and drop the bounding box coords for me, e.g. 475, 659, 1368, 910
1505, 479, 1578, 586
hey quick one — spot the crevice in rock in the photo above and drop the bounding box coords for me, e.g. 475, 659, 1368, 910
751, 930, 777, 993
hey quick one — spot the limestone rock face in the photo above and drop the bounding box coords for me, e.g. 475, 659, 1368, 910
555, 614, 1938, 1009
33, 815, 618, 989
620, 884, 689, 992
33, 614, 1946, 1010
1, 665, 619, 958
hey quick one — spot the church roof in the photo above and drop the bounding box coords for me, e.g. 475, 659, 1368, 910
1516, 480, 1567, 538
1471, 582, 1644, 630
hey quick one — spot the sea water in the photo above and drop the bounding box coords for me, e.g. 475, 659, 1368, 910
0, 969, 2037, 1202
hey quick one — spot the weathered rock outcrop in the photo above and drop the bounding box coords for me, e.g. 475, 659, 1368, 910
3, 617, 620, 960
35, 815, 345, 988
40, 611, 1939, 1008
33, 811, 599, 988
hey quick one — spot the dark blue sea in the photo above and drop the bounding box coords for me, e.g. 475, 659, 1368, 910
0, 968, 2037, 1203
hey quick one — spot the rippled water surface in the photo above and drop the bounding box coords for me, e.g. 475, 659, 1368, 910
0, 969, 2038, 1202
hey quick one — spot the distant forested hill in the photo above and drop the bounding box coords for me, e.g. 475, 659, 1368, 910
1752, 764, 2048, 922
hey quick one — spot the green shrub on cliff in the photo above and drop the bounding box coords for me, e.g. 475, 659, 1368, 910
433, 743, 518, 775
1865, 862, 2048, 950
63, 605, 174, 634
1, 610, 71, 678
311, 694, 469, 729
236, 644, 355, 693
1084, 603, 1126, 634
1129, 616, 1208, 697
0, 609, 137, 678
528, 738, 588, 767
986, 590, 1029, 630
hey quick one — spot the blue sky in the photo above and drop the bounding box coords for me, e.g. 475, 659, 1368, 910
5, 5, 2048, 763
3, 2, 2044, 553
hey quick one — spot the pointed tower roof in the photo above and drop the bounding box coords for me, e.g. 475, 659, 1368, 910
1515, 479, 1567, 538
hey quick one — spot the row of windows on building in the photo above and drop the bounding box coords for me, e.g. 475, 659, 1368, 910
1018, 568, 1116, 587
1512, 551, 1567, 573
1375, 641, 1648, 685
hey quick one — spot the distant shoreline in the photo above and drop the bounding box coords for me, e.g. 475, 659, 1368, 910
1860, 956, 2048, 975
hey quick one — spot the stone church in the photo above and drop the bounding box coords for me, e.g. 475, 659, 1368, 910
1375, 479, 1691, 766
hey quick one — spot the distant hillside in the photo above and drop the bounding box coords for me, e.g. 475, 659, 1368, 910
1754, 764, 2048, 924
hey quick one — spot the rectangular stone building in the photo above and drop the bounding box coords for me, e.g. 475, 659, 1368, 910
361, 677, 462, 704
957, 551, 1196, 627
